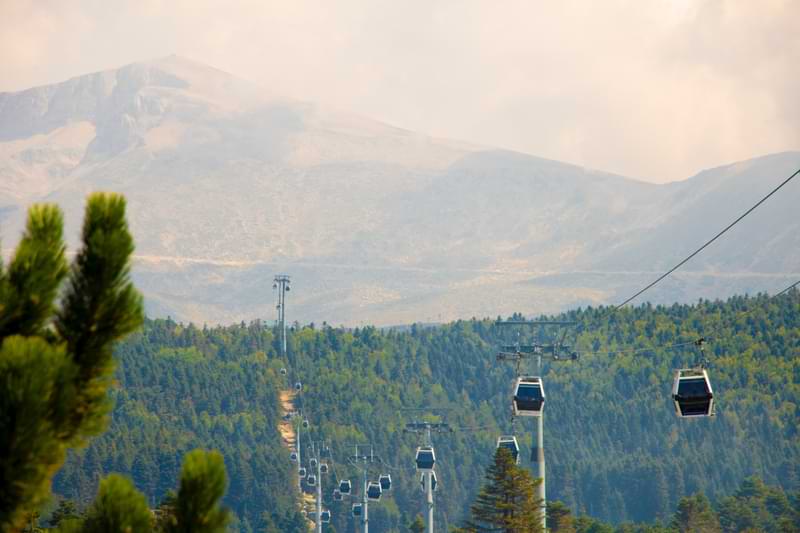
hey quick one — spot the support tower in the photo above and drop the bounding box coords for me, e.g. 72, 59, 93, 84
273, 274, 291, 358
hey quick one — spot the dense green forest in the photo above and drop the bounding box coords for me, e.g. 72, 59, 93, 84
52, 290, 799, 531
545, 476, 799, 532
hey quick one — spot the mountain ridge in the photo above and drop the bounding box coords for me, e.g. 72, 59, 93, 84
1, 56, 798, 325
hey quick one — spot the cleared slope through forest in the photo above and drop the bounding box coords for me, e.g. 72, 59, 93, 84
279, 389, 315, 528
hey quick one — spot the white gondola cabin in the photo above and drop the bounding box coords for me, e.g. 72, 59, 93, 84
352, 503, 362, 517
307, 474, 317, 486
333, 489, 342, 501
672, 368, 715, 417
320, 510, 331, 523
419, 471, 438, 493
310, 458, 317, 469
290, 452, 298, 462
339, 479, 352, 494
379, 474, 392, 491
280, 367, 287, 375
295, 382, 302, 391
415, 446, 436, 471
367, 481, 382, 501
298, 467, 307, 477
320, 463, 329, 475
496, 435, 520, 464
513, 376, 545, 416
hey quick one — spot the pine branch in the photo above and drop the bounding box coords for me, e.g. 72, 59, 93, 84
54, 193, 143, 442
0, 205, 67, 338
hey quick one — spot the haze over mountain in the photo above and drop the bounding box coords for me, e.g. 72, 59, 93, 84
1, 56, 798, 325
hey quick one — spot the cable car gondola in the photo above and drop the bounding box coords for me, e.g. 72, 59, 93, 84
320, 510, 331, 523
415, 446, 435, 471
512, 376, 545, 416
333, 489, 342, 501
295, 382, 302, 391
420, 471, 438, 493
379, 474, 392, 491
320, 463, 329, 475
299, 467, 307, 477
310, 458, 318, 469
496, 435, 520, 464
307, 474, 317, 486
352, 503, 362, 517
672, 368, 715, 417
302, 419, 309, 428
290, 452, 298, 462
280, 367, 287, 375
367, 481, 382, 501
339, 479, 352, 494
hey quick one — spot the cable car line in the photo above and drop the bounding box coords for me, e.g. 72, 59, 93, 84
578, 339, 698, 358
773, 278, 800, 297
704, 277, 800, 334
613, 166, 800, 310
577, 277, 799, 359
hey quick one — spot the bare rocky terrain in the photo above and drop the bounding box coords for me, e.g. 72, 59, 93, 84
1, 56, 798, 325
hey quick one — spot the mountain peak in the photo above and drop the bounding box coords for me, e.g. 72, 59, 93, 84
0, 54, 276, 148
119, 54, 260, 95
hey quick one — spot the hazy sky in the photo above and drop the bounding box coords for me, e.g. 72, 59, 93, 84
1, 0, 798, 182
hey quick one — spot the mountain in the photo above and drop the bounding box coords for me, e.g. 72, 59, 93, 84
1, 56, 798, 325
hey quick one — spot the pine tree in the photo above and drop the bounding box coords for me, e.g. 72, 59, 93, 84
48, 499, 80, 528
81, 475, 152, 533
547, 500, 576, 533
459, 447, 543, 533
1, 196, 237, 532
671, 493, 721, 533
163, 449, 230, 533
409, 514, 425, 533
0, 195, 143, 531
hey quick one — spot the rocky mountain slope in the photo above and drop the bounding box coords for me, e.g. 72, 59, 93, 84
1, 56, 797, 325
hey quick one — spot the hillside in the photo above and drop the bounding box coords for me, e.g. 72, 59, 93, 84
52, 290, 800, 531
1, 56, 798, 325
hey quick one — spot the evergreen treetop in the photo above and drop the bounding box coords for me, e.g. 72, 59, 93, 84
459, 447, 543, 533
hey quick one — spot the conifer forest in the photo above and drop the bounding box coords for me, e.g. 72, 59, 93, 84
46, 290, 799, 532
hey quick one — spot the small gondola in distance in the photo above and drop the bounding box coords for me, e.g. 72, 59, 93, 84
496, 435, 520, 464
415, 446, 436, 471
419, 471, 438, 492
367, 481, 382, 501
